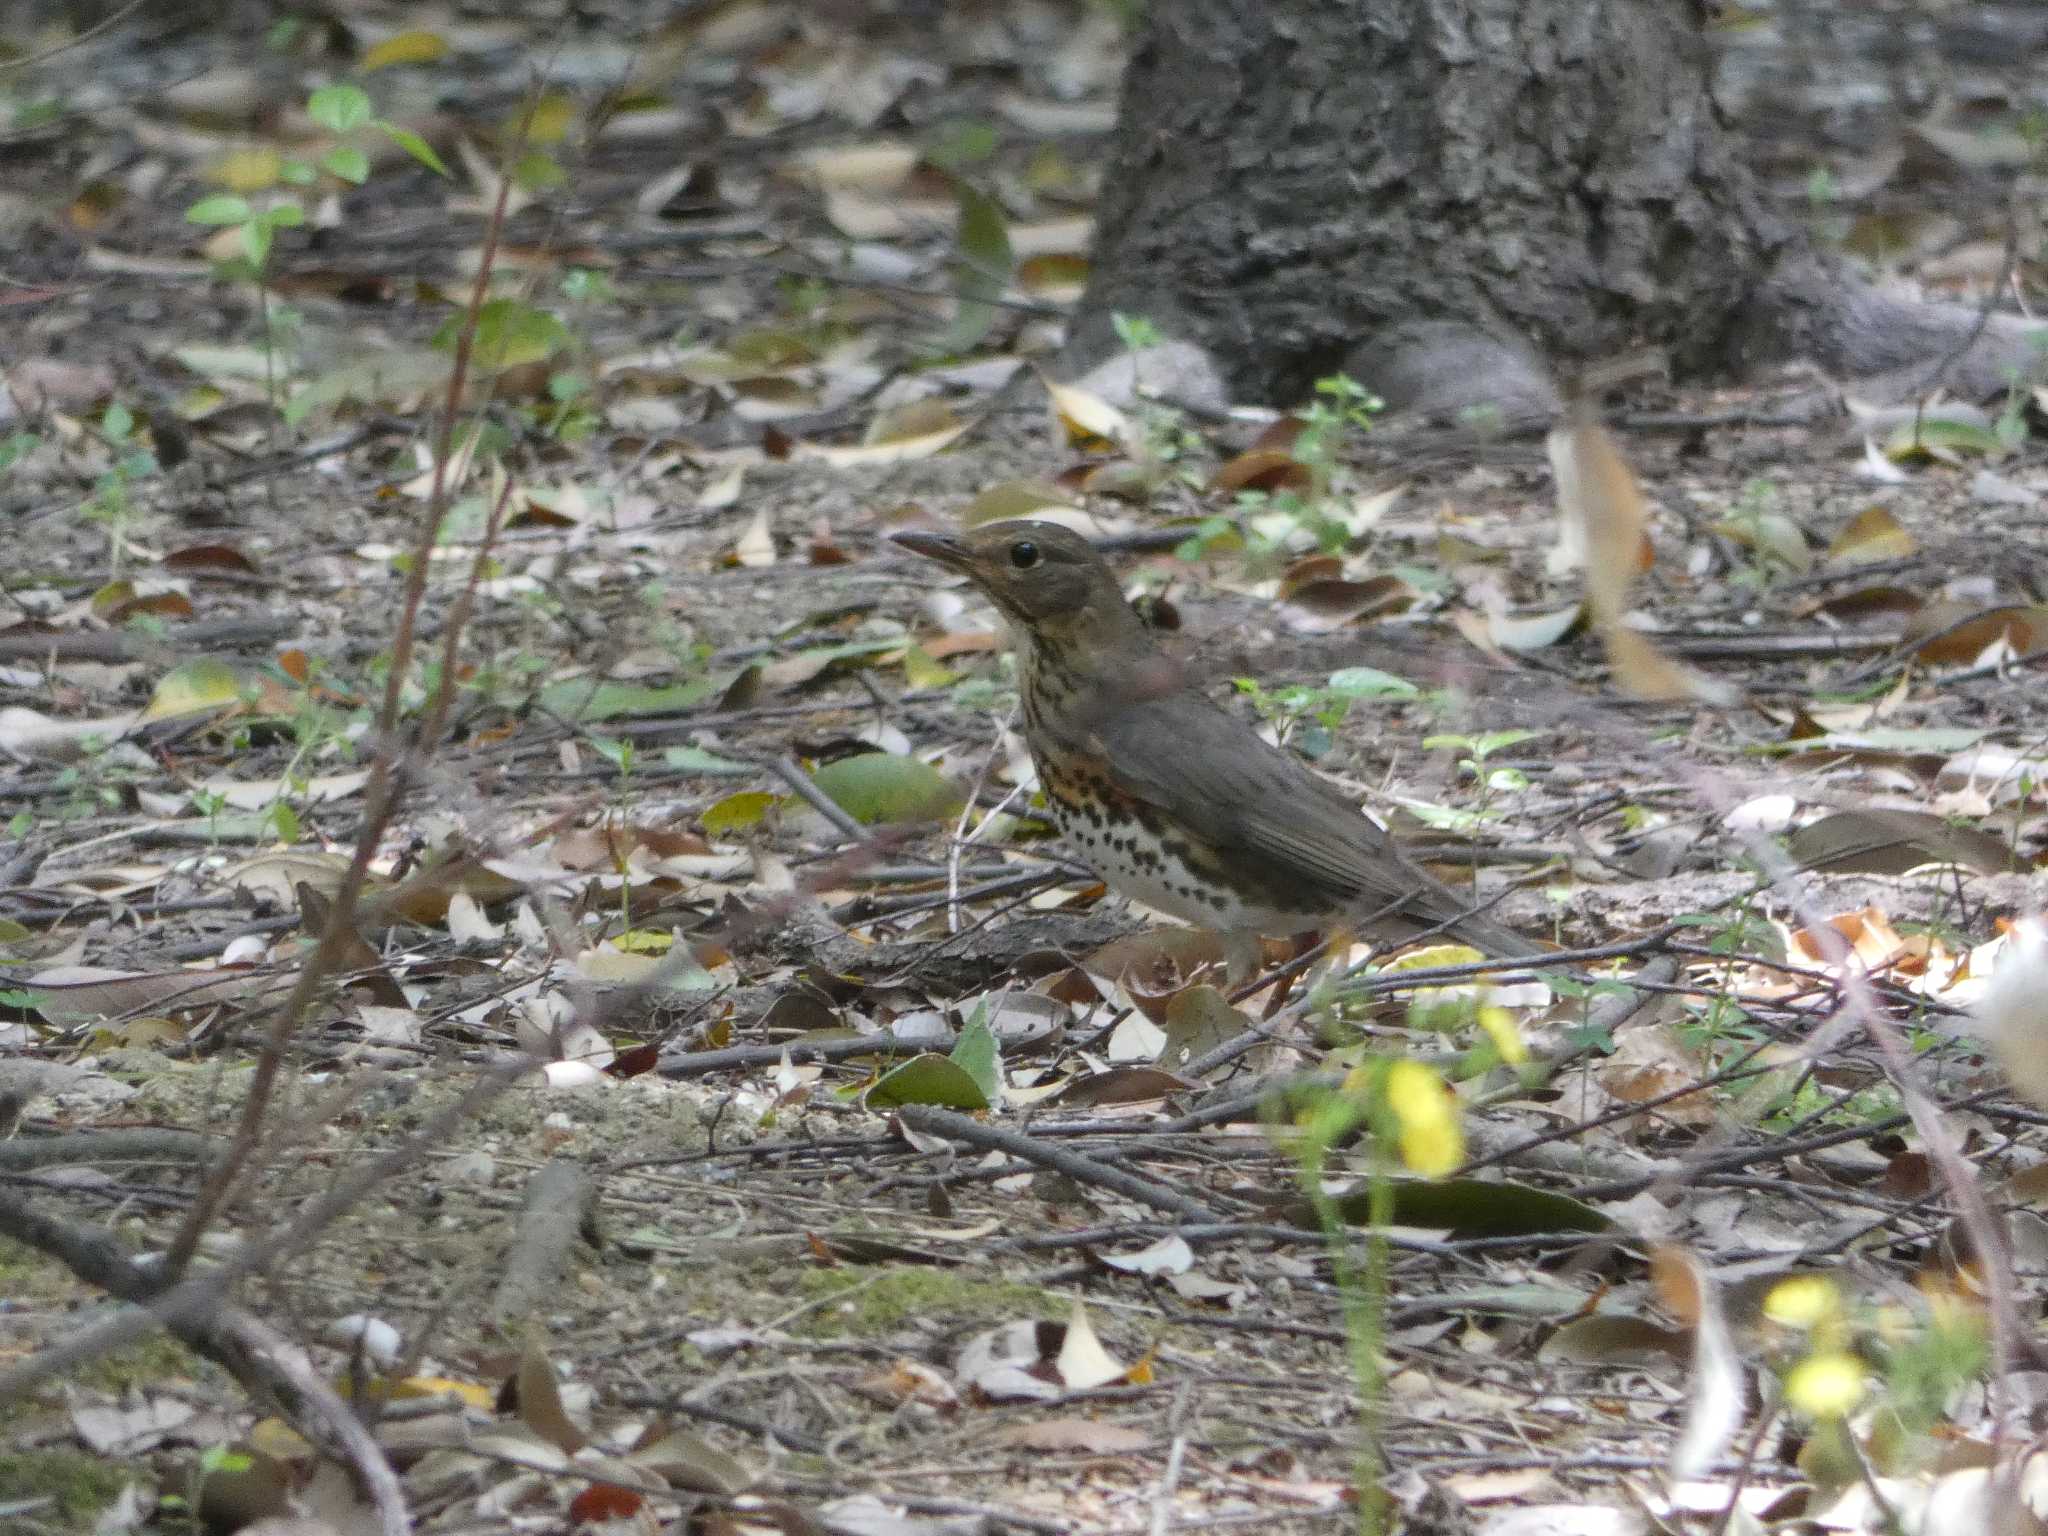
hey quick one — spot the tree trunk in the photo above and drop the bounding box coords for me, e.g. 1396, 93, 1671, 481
1072, 0, 2044, 421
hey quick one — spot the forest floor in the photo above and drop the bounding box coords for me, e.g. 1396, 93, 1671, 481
4, 2, 2048, 1533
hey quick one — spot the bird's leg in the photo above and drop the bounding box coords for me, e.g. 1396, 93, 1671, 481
1256, 931, 1332, 1020
1222, 929, 1264, 988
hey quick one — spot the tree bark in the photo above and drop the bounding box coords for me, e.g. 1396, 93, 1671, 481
1072, 0, 2045, 421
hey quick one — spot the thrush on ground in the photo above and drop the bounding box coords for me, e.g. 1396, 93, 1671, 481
893, 522, 1540, 972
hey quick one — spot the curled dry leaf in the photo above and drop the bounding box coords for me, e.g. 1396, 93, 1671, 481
1055, 1295, 1130, 1391
852, 1358, 959, 1410
1100, 1234, 1194, 1276
1039, 369, 1138, 455
0, 705, 132, 763
953, 1319, 1062, 1401
785, 139, 919, 193
961, 478, 1080, 528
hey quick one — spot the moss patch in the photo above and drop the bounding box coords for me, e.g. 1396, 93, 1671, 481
793, 1265, 1052, 1335
0, 1450, 131, 1526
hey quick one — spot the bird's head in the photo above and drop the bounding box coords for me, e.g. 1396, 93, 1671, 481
891, 521, 1144, 646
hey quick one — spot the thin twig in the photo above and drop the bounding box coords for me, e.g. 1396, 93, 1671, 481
768, 754, 871, 843
894, 1104, 1221, 1223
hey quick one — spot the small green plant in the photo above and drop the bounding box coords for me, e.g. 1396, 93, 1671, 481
185, 82, 450, 428
0, 430, 41, 473
1296, 373, 1382, 488
537, 267, 615, 441
1713, 477, 1812, 589
83, 403, 160, 575
1111, 312, 1161, 353
1214, 372, 1385, 559
1273, 1055, 1465, 1534
1420, 728, 1539, 813
1992, 332, 2048, 453
1105, 312, 1207, 477
1234, 666, 1421, 760
1764, 1274, 1988, 1483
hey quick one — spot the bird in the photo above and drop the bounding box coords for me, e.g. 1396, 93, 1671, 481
892, 521, 1541, 974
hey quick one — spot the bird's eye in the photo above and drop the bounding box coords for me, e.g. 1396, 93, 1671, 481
1008, 540, 1040, 570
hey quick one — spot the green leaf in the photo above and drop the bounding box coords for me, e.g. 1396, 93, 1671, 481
1295, 1177, 1613, 1239
101, 402, 133, 441
1327, 666, 1419, 699
942, 180, 1013, 353
375, 122, 451, 178
702, 790, 780, 837
306, 83, 373, 134
448, 298, 571, 370
1774, 726, 1989, 756
950, 1005, 1001, 1104
1886, 414, 2011, 462
1786, 808, 2015, 876
262, 201, 305, 228
357, 29, 449, 71
279, 159, 318, 186
1469, 728, 1539, 758
1112, 313, 1162, 352
809, 753, 963, 825
534, 676, 717, 722
513, 149, 566, 191
239, 219, 273, 269
925, 117, 997, 172
0, 431, 41, 473
321, 145, 370, 184
142, 658, 245, 722
662, 745, 755, 777
865, 1053, 991, 1111
186, 194, 253, 225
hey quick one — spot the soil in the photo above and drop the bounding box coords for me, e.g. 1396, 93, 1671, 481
2, 3, 2047, 1533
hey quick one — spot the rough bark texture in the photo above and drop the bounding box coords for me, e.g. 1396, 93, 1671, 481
1073, 0, 2044, 418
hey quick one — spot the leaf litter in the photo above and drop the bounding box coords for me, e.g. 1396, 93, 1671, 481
3, 4, 2048, 1534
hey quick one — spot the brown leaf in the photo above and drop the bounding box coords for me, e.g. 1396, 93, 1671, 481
1905, 602, 2048, 665
162, 543, 259, 573
1827, 504, 1916, 565
991, 1419, 1150, 1454
568, 1485, 644, 1523
1209, 447, 1313, 496
1797, 584, 1925, 625
1277, 574, 1417, 633
1052, 1065, 1200, 1107
512, 1345, 586, 1455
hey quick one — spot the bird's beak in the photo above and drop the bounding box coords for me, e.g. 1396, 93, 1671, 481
890, 529, 975, 573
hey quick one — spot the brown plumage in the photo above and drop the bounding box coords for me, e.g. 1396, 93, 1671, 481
893, 522, 1539, 967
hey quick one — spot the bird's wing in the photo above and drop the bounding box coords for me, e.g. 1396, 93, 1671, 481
1084, 687, 1538, 955
1085, 688, 1423, 909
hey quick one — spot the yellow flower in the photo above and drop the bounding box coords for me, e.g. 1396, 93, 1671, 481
1763, 1274, 1840, 1330
1476, 1005, 1528, 1065
1385, 1059, 1463, 1177
1784, 1352, 1865, 1418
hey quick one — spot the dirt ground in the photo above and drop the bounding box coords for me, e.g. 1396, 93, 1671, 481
4, 3, 2048, 1533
